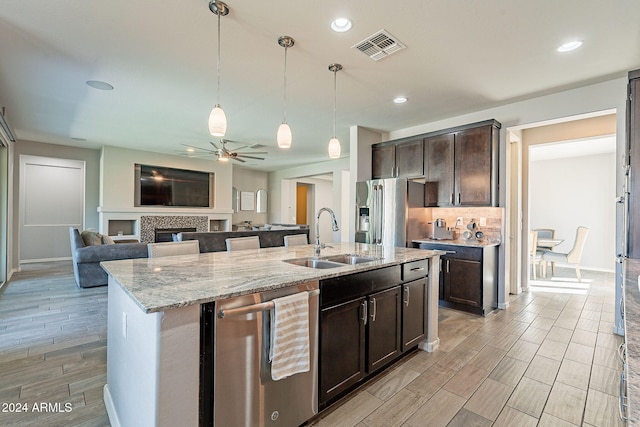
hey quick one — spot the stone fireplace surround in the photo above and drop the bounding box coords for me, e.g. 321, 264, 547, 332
139, 216, 208, 243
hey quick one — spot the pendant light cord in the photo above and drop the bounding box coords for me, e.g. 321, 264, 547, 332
216, 9, 221, 104
283, 46, 288, 123
332, 69, 337, 138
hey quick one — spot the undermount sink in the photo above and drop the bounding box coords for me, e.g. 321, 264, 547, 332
322, 254, 380, 265
284, 254, 380, 269
283, 257, 344, 269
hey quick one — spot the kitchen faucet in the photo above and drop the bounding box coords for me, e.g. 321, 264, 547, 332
315, 207, 340, 257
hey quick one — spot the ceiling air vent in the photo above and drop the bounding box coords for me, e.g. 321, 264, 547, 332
352, 29, 406, 61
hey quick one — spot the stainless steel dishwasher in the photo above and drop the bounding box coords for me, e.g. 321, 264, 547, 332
200, 282, 319, 427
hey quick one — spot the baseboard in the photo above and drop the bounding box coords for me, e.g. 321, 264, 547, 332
419, 337, 440, 353
19, 256, 71, 264
103, 384, 121, 427
550, 264, 615, 274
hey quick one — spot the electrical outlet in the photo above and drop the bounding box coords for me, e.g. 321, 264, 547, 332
479, 217, 487, 227
456, 217, 463, 226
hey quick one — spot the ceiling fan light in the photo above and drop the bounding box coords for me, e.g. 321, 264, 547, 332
277, 122, 292, 148
328, 137, 341, 159
208, 105, 227, 137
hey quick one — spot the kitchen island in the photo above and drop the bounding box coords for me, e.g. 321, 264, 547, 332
100, 242, 442, 427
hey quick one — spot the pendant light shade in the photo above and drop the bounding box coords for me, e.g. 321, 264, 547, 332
209, 1, 229, 137
328, 137, 341, 158
328, 63, 343, 159
209, 105, 227, 136
277, 36, 295, 149
277, 122, 292, 148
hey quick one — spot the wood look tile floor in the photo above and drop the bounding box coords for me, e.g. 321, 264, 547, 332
0, 262, 624, 426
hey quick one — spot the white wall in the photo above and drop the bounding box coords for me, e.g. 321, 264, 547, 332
530, 152, 616, 271
100, 145, 233, 213
232, 166, 268, 226
268, 157, 349, 242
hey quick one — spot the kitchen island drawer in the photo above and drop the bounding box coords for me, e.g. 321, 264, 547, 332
402, 260, 428, 282
320, 265, 401, 308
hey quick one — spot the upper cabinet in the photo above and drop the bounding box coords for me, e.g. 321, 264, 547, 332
372, 119, 500, 207
628, 70, 640, 258
372, 139, 423, 179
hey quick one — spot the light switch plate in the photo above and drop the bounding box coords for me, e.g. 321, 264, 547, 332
479, 217, 487, 226
122, 312, 127, 339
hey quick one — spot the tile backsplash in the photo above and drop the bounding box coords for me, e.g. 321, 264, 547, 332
425, 207, 504, 241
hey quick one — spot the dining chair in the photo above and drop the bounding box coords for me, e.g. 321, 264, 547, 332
225, 236, 260, 251
284, 234, 308, 247
529, 231, 546, 279
147, 240, 200, 258
534, 228, 556, 272
542, 226, 589, 282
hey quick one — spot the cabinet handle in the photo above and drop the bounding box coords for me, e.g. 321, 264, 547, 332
450, 193, 454, 205
446, 259, 450, 273
410, 267, 425, 272
370, 298, 377, 322
457, 193, 461, 205
361, 301, 368, 325
404, 286, 410, 307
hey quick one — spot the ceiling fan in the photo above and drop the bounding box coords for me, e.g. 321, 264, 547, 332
181, 139, 268, 163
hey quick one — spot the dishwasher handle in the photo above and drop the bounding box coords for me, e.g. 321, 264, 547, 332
218, 289, 320, 318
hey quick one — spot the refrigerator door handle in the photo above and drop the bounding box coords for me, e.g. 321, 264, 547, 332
371, 184, 377, 244
377, 184, 384, 244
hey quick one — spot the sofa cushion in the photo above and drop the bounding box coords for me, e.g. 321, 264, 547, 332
81, 230, 103, 246
102, 234, 115, 245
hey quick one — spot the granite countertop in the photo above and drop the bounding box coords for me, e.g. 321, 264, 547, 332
101, 242, 443, 314
625, 258, 640, 425
412, 238, 501, 248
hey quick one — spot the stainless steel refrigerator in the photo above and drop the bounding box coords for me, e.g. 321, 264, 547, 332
355, 178, 427, 247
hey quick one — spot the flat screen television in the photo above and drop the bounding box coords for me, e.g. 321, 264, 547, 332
134, 164, 214, 207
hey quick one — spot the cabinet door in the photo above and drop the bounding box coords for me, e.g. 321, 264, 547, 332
320, 297, 366, 405
367, 286, 402, 373
454, 125, 494, 206
372, 145, 396, 179
402, 279, 426, 352
444, 258, 482, 308
424, 133, 455, 206
395, 139, 424, 178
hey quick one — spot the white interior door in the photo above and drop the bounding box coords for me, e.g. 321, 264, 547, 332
19, 155, 85, 262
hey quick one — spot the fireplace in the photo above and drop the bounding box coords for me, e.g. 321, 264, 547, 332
139, 216, 209, 243
154, 227, 197, 243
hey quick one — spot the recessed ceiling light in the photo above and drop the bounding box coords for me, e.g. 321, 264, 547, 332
86, 80, 114, 90
331, 18, 352, 33
186, 147, 195, 152
394, 96, 408, 104
557, 40, 583, 53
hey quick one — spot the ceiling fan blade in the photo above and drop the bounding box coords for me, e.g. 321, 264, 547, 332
232, 157, 246, 163
237, 151, 269, 155
181, 143, 216, 153
209, 141, 221, 150
237, 155, 265, 160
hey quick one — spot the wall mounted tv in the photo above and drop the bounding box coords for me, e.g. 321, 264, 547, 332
134, 164, 214, 208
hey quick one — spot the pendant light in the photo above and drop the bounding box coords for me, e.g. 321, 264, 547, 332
208, 1, 229, 137
277, 36, 295, 149
327, 63, 342, 159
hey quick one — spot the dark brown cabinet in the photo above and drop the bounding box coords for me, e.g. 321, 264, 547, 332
319, 297, 366, 404
401, 279, 427, 351
372, 139, 423, 179
367, 286, 402, 373
415, 243, 497, 316
424, 123, 499, 207
318, 261, 428, 407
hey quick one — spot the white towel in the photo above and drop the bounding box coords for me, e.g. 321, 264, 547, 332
269, 291, 310, 381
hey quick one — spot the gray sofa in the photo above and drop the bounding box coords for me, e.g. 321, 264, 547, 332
177, 229, 310, 253
69, 227, 148, 288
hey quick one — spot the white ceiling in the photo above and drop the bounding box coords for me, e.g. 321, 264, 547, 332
1, 0, 639, 171
529, 135, 617, 161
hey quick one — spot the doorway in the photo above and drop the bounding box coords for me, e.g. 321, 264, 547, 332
506, 111, 618, 295
19, 155, 85, 263
296, 184, 310, 226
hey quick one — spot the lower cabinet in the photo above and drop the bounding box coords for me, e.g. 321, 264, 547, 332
319, 262, 428, 408
415, 242, 497, 316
